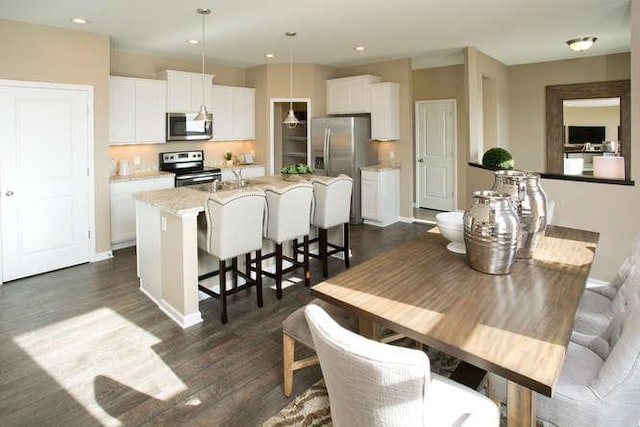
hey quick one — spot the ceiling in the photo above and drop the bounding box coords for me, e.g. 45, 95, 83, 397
0, 0, 631, 69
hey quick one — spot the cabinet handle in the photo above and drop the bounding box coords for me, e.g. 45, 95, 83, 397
417, 158, 425, 163
5, 190, 14, 197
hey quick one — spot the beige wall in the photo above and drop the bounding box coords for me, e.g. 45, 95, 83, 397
341, 59, 413, 218
508, 53, 630, 172
246, 63, 339, 174
0, 19, 112, 254
412, 65, 468, 208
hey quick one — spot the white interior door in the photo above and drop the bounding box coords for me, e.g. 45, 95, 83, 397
0, 84, 91, 282
415, 100, 456, 211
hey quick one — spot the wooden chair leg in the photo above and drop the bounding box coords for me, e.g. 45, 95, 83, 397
320, 228, 329, 278
245, 253, 252, 285
220, 259, 228, 324
343, 222, 350, 269
292, 238, 299, 263
232, 257, 238, 289
304, 235, 310, 286
275, 243, 283, 299
255, 249, 263, 307
283, 333, 295, 397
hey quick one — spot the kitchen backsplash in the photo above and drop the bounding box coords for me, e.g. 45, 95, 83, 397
109, 141, 257, 174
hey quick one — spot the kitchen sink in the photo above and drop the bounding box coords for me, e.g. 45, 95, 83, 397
192, 180, 254, 193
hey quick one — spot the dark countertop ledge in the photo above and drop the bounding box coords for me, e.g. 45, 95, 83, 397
468, 163, 635, 186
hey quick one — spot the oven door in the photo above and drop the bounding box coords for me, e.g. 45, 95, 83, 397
166, 113, 213, 142
175, 171, 221, 187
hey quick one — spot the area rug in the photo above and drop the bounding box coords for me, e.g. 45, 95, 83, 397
262, 344, 461, 427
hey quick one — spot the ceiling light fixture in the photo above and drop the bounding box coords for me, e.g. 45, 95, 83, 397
194, 8, 212, 123
354, 46, 366, 52
265, 53, 275, 59
566, 36, 597, 52
71, 17, 88, 24
187, 39, 200, 45
283, 31, 300, 130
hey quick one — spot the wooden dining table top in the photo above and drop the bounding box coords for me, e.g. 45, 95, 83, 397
311, 225, 599, 396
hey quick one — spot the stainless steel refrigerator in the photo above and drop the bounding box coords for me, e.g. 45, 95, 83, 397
311, 116, 378, 224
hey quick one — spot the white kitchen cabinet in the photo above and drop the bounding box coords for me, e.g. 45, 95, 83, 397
326, 75, 381, 114
361, 167, 399, 227
211, 85, 255, 141
370, 82, 400, 141
110, 175, 174, 248
109, 76, 166, 145
159, 70, 214, 113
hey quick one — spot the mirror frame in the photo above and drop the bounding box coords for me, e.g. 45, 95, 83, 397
546, 80, 631, 180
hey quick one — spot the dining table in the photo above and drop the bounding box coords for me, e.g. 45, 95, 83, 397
310, 225, 599, 426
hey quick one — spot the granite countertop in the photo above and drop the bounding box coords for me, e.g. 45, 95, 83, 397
110, 171, 174, 183
133, 174, 314, 216
214, 163, 265, 170
361, 164, 400, 171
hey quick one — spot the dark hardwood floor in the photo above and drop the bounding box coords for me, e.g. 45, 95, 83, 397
0, 222, 430, 426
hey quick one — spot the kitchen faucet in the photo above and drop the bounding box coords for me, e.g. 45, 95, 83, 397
232, 167, 243, 186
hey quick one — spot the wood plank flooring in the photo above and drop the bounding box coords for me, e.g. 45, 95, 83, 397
0, 222, 430, 426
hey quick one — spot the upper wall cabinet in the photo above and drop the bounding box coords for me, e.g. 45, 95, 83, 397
211, 85, 255, 141
370, 82, 400, 141
109, 76, 166, 145
326, 75, 381, 114
159, 70, 214, 113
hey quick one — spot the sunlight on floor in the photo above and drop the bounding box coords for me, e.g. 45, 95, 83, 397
13, 307, 187, 426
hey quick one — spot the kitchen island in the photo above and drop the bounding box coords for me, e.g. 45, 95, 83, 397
133, 175, 341, 328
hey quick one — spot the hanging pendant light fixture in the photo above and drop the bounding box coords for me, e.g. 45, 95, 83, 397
194, 8, 212, 122
283, 31, 300, 130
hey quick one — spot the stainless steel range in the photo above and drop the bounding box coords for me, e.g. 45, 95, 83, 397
159, 150, 222, 187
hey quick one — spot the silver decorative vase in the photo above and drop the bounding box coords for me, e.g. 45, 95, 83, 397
463, 191, 520, 275
491, 170, 548, 258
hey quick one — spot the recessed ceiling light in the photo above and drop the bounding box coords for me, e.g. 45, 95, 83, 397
265, 53, 275, 59
354, 46, 366, 52
566, 36, 597, 52
71, 17, 89, 24
187, 39, 200, 45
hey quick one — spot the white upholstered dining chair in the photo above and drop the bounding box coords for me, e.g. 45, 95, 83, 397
488, 297, 640, 426
305, 304, 499, 427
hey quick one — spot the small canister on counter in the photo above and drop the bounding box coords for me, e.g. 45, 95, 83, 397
463, 190, 520, 275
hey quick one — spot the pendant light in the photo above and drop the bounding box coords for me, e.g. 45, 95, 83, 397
283, 31, 300, 130
194, 8, 212, 122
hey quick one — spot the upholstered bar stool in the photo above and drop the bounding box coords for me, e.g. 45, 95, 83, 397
306, 174, 353, 278
260, 182, 314, 299
197, 189, 266, 324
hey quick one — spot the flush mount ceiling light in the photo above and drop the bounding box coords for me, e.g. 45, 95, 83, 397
283, 31, 300, 130
186, 39, 200, 45
71, 17, 88, 24
566, 36, 597, 52
194, 8, 212, 123
354, 46, 366, 52
265, 53, 275, 59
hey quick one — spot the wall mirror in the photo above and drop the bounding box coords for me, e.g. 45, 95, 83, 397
546, 80, 630, 181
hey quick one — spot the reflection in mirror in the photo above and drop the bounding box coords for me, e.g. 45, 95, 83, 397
546, 80, 631, 181
562, 98, 620, 177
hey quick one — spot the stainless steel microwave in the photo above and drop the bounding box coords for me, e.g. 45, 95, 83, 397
166, 112, 213, 141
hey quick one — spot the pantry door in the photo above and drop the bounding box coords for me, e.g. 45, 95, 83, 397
0, 82, 92, 282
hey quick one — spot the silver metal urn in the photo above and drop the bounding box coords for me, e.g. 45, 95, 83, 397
463, 190, 520, 275
491, 170, 548, 258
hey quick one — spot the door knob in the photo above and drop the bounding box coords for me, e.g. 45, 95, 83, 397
5, 190, 14, 197
417, 158, 425, 163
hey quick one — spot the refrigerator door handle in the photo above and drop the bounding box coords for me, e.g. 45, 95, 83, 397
324, 126, 330, 174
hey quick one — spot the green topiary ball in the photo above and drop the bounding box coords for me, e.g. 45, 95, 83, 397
482, 147, 514, 169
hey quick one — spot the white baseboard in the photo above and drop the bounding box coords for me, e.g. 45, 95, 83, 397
140, 285, 203, 329
91, 251, 113, 262
111, 240, 135, 251
586, 277, 609, 287
398, 216, 413, 223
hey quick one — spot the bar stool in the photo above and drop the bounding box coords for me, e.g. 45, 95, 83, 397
307, 174, 353, 278
197, 189, 266, 324
260, 182, 314, 299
